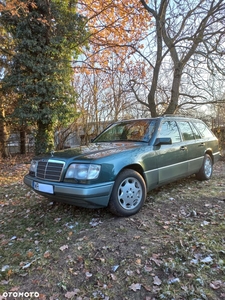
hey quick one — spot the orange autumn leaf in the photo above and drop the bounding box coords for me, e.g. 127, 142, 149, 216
27, 251, 34, 259
77, 0, 151, 72
0, 0, 36, 16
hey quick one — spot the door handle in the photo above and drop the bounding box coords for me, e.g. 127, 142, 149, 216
180, 146, 187, 151
199, 142, 205, 147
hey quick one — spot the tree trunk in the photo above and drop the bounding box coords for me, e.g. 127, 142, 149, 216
0, 106, 9, 158
164, 65, 182, 115
147, 12, 163, 118
20, 130, 26, 154
35, 120, 54, 155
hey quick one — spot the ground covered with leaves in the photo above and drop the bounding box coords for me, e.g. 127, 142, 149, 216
0, 155, 225, 300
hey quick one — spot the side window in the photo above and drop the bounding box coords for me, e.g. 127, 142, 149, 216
158, 121, 181, 143
178, 121, 195, 141
193, 121, 214, 138
189, 122, 201, 139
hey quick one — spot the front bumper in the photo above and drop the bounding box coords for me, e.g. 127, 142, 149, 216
24, 175, 114, 208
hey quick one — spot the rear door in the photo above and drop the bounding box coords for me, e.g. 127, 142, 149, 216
177, 121, 204, 174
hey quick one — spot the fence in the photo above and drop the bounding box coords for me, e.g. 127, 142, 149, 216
6, 133, 35, 154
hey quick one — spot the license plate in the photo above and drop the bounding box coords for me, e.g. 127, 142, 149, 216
33, 182, 54, 194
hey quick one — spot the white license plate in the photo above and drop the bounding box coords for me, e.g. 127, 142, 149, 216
33, 182, 54, 194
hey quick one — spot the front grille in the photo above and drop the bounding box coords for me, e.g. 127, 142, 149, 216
36, 160, 64, 181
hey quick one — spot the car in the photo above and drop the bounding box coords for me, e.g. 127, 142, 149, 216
24, 116, 220, 216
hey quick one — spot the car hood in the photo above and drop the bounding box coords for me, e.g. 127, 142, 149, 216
37, 142, 144, 161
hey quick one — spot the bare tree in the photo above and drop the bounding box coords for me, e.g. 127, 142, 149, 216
133, 0, 225, 116
73, 52, 143, 142
76, 0, 225, 118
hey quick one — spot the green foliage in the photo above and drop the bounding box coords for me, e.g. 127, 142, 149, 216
1, 0, 88, 154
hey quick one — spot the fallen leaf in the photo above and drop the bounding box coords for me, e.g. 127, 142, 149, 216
153, 276, 162, 286
10, 286, 20, 292
54, 218, 61, 222
201, 220, 210, 226
27, 251, 34, 258
144, 265, 152, 272
150, 255, 163, 266
60, 245, 68, 251
85, 272, 92, 278
168, 277, 180, 284
201, 256, 213, 263
22, 262, 32, 269
26, 227, 33, 232
21, 259, 38, 269
163, 225, 169, 229
77, 255, 83, 262
129, 283, 142, 291
7, 269, 13, 277
65, 289, 80, 299
44, 251, 51, 258
111, 265, 119, 272
110, 273, 117, 280
135, 258, 142, 265
0, 280, 9, 285
143, 285, 151, 292
1, 265, 10, 272
186, 273, 195, 278
210, 280, 223, 290
89, 218, 102, 227
125, 270, 134, 276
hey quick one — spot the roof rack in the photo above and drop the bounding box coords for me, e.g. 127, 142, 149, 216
163, 114, 187, 117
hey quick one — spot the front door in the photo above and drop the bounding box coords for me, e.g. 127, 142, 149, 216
155, 120, 188, 184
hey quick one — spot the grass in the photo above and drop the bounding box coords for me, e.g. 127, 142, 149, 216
0, 156, 225, 299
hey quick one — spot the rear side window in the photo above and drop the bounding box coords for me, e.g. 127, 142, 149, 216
193, 121, 214, 138
189, 122, 202, 139
178, 121, 195, 141
158, 121, 181, 143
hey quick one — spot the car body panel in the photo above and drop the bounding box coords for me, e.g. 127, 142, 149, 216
24, 175, 114, 208
154, 142, 188, 184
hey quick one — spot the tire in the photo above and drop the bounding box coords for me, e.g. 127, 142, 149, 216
109, 169, 146, 217
196, 154, 213, 181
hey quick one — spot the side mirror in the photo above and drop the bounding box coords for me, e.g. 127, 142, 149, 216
154, 137, 172, 146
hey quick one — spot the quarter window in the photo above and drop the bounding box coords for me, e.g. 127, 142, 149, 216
193, 121, 214, 138
158, 121, 181, 143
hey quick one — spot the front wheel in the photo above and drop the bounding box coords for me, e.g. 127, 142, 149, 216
196, 154, 213, 181
108, 169, 146, 217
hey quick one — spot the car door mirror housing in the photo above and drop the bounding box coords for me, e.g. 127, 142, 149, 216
154, 137, 172, 146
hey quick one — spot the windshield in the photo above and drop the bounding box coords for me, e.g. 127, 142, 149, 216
93, 120, 156, 143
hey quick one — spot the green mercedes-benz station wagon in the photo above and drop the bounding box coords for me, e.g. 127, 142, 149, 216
24, 116, 220, 216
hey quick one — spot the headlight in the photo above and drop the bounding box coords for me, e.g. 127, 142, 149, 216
65, 164, 101, 180
29, 160, 38, 173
